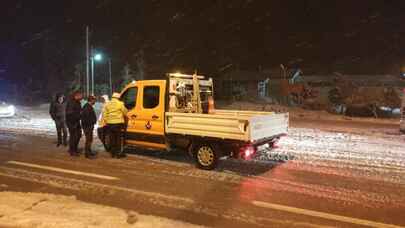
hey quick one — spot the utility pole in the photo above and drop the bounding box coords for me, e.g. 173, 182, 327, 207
86, 26, 90, 97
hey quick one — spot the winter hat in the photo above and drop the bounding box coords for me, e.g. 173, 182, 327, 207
87, 95, 96, 102
55, 93, 65, 100
101, 94, 110, 102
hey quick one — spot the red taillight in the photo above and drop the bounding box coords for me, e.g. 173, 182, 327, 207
241, 145, 256, 160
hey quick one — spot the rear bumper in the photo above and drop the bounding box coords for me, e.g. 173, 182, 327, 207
252, 133, 287, 147
237, 133, 287, 160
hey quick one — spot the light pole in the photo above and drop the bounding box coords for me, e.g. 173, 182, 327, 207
91, 53, 102, 95
86, 26, 90, 97
108, 59, 112, 96
91, 56, 94, 95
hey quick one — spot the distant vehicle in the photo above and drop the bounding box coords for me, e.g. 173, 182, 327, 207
0, 101, 16, 118
98, 73, 289, 170
401, 90, 405, 133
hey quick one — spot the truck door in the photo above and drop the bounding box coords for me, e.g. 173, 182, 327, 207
125, 81, 167, 149
120, 85, 140, 134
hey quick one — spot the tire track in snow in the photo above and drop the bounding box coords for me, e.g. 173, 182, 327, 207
285, 160, 405, 186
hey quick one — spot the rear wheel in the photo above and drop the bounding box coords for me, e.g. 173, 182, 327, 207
193, 143, 218, 170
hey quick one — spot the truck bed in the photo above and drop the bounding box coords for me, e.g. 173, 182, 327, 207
165, 110, 288, 142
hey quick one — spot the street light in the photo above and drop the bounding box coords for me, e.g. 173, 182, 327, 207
94, 53, 103, 61
91, 52, 103, 95
91, 52, 113, 96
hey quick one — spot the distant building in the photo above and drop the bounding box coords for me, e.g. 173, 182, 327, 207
215, 68, 299, 99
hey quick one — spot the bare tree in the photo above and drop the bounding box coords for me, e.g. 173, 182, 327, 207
120, 63, 134, 90
134, 49, 146, 80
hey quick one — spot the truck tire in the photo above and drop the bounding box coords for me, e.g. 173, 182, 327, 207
193, 143, 219, 170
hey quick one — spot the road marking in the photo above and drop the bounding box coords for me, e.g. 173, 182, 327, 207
0, 167, 193, 204
252, 201, 404, 228
6, 161, 119, 181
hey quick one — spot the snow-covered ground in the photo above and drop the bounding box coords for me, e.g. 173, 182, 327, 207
0, 103, 102, 137
0, 191, 202, 228
1, 104, 404, 185
1, 104, 405, 227
260, 128, 405, 184
0, 105, 55, 136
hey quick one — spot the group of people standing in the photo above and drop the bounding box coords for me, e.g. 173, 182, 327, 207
49, 91, 127, 159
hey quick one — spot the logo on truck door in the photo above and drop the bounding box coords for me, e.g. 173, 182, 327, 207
145, 121, 152, 130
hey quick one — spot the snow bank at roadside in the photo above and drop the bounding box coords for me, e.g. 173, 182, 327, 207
0, 192, 203, 228
217, 101, 399, 124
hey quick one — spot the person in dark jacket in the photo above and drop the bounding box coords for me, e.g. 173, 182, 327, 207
49, 93, 67, 147
65, 91, 83, 156
81, 95, 97, 158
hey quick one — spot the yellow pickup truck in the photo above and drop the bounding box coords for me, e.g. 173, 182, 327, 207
98, 73, 289, 170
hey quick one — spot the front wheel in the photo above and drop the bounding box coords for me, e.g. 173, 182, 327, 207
193, 143, 219, 170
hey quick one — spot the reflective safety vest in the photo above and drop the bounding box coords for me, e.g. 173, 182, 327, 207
102, 98, 128, 124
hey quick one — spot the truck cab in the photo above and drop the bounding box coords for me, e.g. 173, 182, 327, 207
99, 73, 289, 170
120, 80, 167, 149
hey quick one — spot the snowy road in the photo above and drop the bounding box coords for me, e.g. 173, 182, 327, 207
0, 106, 405, 227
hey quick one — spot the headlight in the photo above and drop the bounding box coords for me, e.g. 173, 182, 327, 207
7, 105, 15, 115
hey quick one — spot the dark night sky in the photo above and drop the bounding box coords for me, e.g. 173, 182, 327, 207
1, 0, 405, 89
